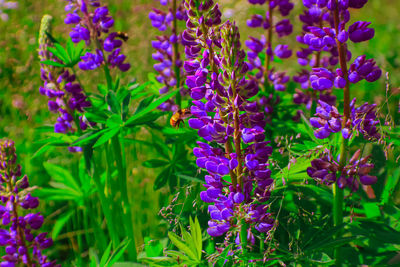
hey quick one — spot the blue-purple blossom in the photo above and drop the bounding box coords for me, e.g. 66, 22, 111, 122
183, 2, 274, 241
307, 149, 377, 191
0, 140, 59, 267
310, 100, 343, 139
348, 21, 374, 43
38, 15, 92, 146
64, 0, 130, 72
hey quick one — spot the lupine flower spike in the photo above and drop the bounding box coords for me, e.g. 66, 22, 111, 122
0, 139, 59, 267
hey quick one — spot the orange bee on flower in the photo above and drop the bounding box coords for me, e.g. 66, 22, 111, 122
170, 108, 192, 128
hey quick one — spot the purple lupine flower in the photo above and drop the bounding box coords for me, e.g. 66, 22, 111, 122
348, 21, 374, 43
149, 0, 187, 111
274, 44, 292, 59
346, 55, 382, 83
183, 2, 274, 245
310, 68, 336, 90
38, 15, 92, 151
350, 98, 381, 140
275, 19, 293, 37
310, 100, 343, 139
308, 149, 377, 191
63, 0, 130, 71
301, 0, 382, 192
0, 139, 59, 267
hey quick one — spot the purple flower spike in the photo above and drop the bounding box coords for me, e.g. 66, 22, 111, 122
0, 140, 59, 266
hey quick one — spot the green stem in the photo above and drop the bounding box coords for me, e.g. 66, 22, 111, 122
111, 135, 137, 261
171, 0, 181, 107
332, 2, 350, 265
240, 218, 248, 255
333, 183, 344, 265
103, 64, 113, 91
91, 159, 120, 248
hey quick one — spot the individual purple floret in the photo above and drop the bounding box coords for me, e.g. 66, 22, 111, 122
310, 100, 343, 139
64, 0, 130, 72
348, 21, 374, 43
310, 67, 336, 90
0, 139, 59, 267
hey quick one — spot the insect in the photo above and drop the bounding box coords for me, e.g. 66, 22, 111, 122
116, 31, 129, 42
170, 108, 192, 128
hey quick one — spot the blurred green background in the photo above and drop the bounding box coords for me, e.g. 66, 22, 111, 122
0, 0, 399, 264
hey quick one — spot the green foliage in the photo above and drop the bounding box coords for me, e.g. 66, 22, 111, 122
140, 217, 203, 266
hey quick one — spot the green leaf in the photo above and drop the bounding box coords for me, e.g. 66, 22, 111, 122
362, 202, 381, 218
144, 237, 164, 257
381, 167, 400, 205
107, 91, 121, 114
52, 210, 74, 240
40, 60, 65, 67
176, 174, 203, 183
106, 114, 123, 128
93, 127, 121, 148
105, 238, 131, 267
100, 242, 113, 267
125, 89, 178, 126
125, 112, 163, 127
143, 159, 169, 168
72, 129, 109, 146
168, 231, 198, 262
43, 162, 80, 192
190, 217, 202, 261
154, 167, 171, 190
53, 42, 70, 62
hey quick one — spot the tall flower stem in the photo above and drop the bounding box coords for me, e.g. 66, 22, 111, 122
171, 0, 181, 107
111, 135, 137, 261
263, 1, 273, 91
333, 2, 350, 266
102, 65, 137, 261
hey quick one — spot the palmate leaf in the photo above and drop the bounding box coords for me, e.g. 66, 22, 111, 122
125, 89, 178, 126
43, 162, 80, 191
168, 231, 199, 263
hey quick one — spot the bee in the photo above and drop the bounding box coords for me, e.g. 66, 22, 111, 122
116, 31, 129, 42
170, 108, 192, 128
